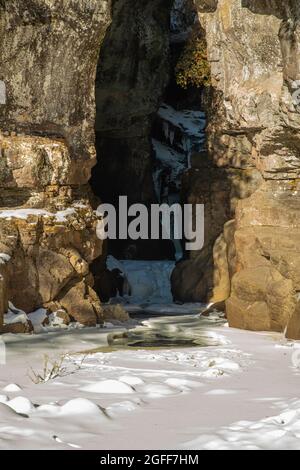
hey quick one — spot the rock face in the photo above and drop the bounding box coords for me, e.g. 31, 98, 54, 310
0, 0, 112, 329
174, 0, 300, 337
93, 0, 173, 207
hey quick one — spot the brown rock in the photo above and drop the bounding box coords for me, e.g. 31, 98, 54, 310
211, 234, 230, 304
0, 0, 112, 177
3, 320, 33, 334
174, 0, 300, 337
0, 0, 110, 330
103, 304, 130, 323
58, 281, 98, 327
0, 271, 8, 331
226, 298, 272, 332
54, 309, 71, 326
35, 249, 75, 304
286, 302, 300, 340
227, 267, 296, 332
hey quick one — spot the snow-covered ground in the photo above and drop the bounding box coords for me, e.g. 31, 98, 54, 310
0, 312, 300, 450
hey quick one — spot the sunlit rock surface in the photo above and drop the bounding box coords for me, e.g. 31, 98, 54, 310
0, 0, 112, 328
173, 0, 300, 337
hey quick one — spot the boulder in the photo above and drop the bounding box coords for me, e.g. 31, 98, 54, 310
102, 304, 130, 323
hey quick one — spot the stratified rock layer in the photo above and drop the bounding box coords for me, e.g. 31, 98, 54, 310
0, 0, 112, 329
174, 0, 300, 337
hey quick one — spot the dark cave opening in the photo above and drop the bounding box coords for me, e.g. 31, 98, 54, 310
89, 0, 209, 303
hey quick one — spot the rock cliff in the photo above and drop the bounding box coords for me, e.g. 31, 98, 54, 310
173, 0, 300, 337
0, 0, 112, 329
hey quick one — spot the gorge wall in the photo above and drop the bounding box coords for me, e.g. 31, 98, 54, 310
0, 0, 112, 330
173, 0, 300, 337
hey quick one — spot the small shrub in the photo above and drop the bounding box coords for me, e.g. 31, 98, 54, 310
28, 354, 86, 384
175, 29, 211, 89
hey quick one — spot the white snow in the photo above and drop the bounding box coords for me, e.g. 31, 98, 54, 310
7, 397, 35, 415
4, 304, 28, 325
0, 205, 88, 223
182, 399, 300, 450
152, 139, 186, 198
27, 308, 48, 333
59, 398, 106, 418
158, 104, 206, 140
0, 208, 52, 220
81, 380, 135, 395
0, 253, 11, 265
152, 104, 206, 205
0, 315, 300, 450
3, 384, 22, 393
119, 375, 145, 386
106, 400, 138, 418
4, 303, 83, 334
107, 257, 175, 304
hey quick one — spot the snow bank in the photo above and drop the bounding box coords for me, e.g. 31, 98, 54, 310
7, 397, 35, 415
182, 399, 300, 450
5, 304, 28, 325
81, 380, 135, 395
2, 316, 296, 450
2, 384, 22, 393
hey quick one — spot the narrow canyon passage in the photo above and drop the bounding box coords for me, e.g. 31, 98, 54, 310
90, 0, 211, 309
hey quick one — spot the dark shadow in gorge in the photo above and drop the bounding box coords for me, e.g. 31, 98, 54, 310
90, 0, 231, 304
90, 0, 175, 263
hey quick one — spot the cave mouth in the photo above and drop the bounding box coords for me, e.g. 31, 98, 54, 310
89, 0, 207, 306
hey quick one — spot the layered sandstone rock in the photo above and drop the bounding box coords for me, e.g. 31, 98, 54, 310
0, 0, 112, 329
174, 0, 300, 336
171, 159, 231, 302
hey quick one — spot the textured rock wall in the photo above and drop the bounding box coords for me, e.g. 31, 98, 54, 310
92, 0, 173, 207
0, 0, 112, 328
174, 0, 300, 336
